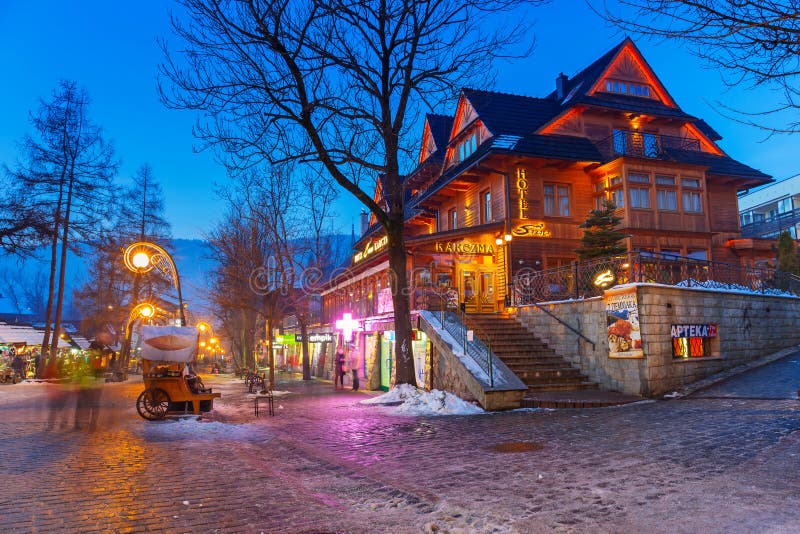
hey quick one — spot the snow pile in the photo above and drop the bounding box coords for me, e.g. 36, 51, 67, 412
360, 384, 483, 416
675, 279, 794, 296
140, 417, 264, 442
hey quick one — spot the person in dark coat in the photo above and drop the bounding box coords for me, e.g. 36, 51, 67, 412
334, 347, 346, 390
11, 353, 25, 381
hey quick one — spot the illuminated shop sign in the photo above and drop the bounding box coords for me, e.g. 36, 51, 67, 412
434, 241, 494, 255
354, 235, 388, 263
516, 168, 529, 218
512, 221, 552, 238
670, 324, 717, 338
295, 332, 335, 343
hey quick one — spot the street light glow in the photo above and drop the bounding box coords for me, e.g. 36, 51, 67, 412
131, 251, 151, 269
139, 304, 154, 318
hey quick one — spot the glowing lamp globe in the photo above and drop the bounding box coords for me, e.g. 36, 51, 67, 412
140, 305, 154, 318
131, 252, 151, 269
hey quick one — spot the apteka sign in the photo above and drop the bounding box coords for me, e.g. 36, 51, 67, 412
670, 324, 717, 338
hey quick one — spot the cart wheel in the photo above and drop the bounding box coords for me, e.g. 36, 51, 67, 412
136, 388, 170, 420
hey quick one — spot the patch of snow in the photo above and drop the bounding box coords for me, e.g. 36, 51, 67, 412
360, 384, 483, 416
663, 391, 682, 399
245, 390, 292, 399
140, 417, 266, 441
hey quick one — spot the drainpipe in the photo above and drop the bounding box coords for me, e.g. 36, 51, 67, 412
477, 165, 512, 307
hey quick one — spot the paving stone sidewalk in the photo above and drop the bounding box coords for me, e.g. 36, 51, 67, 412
0, 368, 799, 533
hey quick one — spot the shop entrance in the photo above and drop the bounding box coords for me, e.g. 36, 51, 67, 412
460, 269, 496, 313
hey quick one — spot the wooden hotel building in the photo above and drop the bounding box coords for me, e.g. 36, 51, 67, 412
323, 39, 771, 327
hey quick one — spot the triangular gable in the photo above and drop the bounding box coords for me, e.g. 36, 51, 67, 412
368, 179, 384, 227
449, 94, 481, 141
587, 39, 677, 108
418, 119, 438, 164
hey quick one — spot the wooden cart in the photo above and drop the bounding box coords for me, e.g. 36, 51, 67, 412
136, 359, 221, 420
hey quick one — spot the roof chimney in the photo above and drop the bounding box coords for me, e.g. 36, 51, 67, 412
556, 72, 568, 100
360, 210, 369, 236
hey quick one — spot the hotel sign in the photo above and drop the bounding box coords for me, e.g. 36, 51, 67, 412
512, 222, 552, 238
516, 168, 529, 219
354, 235, 388, 263
434, 241, 495, 255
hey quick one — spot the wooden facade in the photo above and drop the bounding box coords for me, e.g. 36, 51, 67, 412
322, 38, 772, 323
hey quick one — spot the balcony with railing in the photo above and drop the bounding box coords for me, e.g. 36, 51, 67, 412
740, 207, 800, 238
595, 130, 701, 161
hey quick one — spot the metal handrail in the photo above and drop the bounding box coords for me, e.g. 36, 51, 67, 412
418, 289, 495, 387
595, 130, 701, 161
531, 301, 595, 350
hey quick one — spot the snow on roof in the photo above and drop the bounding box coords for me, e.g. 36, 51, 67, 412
0, 323, 70, 347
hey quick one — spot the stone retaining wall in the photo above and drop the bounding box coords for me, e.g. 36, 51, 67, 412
518, 285, 800, 397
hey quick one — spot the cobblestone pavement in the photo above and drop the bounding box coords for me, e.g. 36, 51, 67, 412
1, 361, 799, 533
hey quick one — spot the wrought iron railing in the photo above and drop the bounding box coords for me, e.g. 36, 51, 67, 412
595, 130, 701, 161
513, 252, 800, 306
416, 288, 494, 387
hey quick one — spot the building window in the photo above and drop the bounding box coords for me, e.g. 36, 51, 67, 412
434, 210, 440, 232
449, 208, 457, 230
456, 132, 478, 163
682, 191, 703, 213
778, 197, 793, 214
656, 174, 675, 186
657, 189, 677, 211
630, 187, 651, 209
480, 189, 492, 224
604, 79, 652, 98
673, 337, 710, 359
544, 183, 570, 217
628, 172, 650, 184
681, 177, 701, 189
687, 250, 707, 261
611, 188, 625, 208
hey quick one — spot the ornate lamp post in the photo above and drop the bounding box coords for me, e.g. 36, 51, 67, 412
124, 302, 155, 374
124, 241, 186, 326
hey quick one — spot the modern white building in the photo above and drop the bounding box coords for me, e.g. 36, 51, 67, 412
738, 173, 800, 238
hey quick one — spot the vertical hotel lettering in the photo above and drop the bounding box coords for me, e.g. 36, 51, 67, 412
516, 168, 528, 219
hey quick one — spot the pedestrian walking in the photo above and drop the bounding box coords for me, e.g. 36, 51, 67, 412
334, 346, 346, 390
350, 351, 359, 391
11, 352, 25, 382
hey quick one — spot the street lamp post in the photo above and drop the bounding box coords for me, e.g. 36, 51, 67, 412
124, 242, 186, 326
123, 302, 155, 375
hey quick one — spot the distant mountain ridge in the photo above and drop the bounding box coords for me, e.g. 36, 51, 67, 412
0, 234, 354, 322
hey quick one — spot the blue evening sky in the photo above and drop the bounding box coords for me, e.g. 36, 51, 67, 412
1, 1, 796, 239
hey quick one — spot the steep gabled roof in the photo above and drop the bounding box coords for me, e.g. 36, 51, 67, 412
545, 39, 628, 105
460, 88, 562, 137
426, 114, 454, 153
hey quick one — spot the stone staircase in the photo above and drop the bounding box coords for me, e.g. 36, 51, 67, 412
467, 314, 598, 394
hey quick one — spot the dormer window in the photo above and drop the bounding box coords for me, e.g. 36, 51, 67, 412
604, 79, 651, 98
456, 132, 478, 163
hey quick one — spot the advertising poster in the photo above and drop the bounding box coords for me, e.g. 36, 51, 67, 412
140, 325, 197, 362
604, 286, 644, 359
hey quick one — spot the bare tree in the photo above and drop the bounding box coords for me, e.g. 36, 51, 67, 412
295, 169, 338, 380
160, 0, 542, 385
599, 0, 800, 132
8, 80, 118, 371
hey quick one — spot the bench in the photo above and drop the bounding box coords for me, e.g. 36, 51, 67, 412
254, 391, 274, 417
